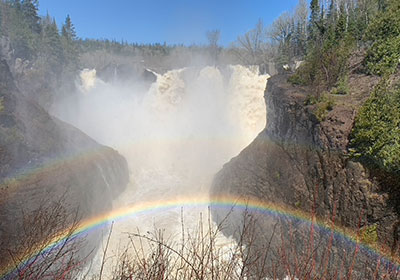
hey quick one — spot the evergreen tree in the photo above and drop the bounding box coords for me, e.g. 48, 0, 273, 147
61, 14, 79, 69
295, 22, 305, 56
6, 0, 37, 59
21, 0, 40, 34
40, 14, 64, 74
309, 0, 320, 43
364, 0, 400, 75
335, 2, 347, 40
327, 0, 337, 25
61, 15, 77, 41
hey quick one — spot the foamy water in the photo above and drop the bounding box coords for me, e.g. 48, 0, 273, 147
55, 65, 269, 277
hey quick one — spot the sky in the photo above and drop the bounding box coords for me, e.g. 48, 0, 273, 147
38, 0, 300, 46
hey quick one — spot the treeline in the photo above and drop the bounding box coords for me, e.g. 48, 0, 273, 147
78, 39, 173, 56
0, 1, 78, 72
2, 0, 398, 109
0, 0, 241, 108
268, 0, 400, 182
349, 0, 400, 176
0, 1, 212, 108
0, 0, 80, 108
0, 0, 178, 72
285, 0, 398, 90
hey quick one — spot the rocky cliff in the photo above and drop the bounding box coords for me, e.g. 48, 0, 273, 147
211, 73, 400, 253
0, 59, 129, 269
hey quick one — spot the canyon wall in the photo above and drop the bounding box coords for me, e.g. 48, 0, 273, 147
0, 59, 129, 269
212, 73, 400, 251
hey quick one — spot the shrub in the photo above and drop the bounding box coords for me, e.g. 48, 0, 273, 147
88, 205, 399, 280
304, 94, 319, 106
364, 1, 400, 76
305, 93, 335, 122
331, 74, 349, 95
365, 37, 400, 76
4, 201, 400, 279
288, 37, 353, 93
360, 224, 378, 246
315, 97, 335, 122
350, 81, 400, 174
1, 196, 83, 280
288, 72, 307, 86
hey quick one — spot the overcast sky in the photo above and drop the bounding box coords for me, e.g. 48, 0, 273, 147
38, 0, 300, 46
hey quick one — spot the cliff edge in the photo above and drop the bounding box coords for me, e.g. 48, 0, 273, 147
0, 59, 129, 269
211, 72, 400, 251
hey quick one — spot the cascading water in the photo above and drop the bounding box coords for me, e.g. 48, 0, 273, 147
53, 64, 269, 276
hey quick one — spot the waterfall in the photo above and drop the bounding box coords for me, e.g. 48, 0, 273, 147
55, 64, 270, 276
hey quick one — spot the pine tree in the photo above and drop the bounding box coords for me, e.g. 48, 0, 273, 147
327, 0, 337, 24
294, 0, 308, 57
309, 0, 321, 43
41, 14, 64, 73
335, 2, 347, 40
61, 15, 78, 69
296, 21, 307, 56
6, 0, 37, 59
61, 15, 77, 41
21, 0, 40, 34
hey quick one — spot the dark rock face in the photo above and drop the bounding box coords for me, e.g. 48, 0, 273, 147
0, 59, 129, 268
211, 74, 400, 251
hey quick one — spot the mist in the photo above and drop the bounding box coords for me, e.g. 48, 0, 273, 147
51, 63, 269, 274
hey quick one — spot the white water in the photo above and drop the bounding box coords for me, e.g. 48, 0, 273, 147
55, 65, 269, 276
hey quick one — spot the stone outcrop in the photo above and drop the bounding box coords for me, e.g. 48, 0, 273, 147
211, 73, 400, 250
0, 59, 129, 268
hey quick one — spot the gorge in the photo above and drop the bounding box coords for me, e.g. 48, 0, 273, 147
1, 0, 400, 278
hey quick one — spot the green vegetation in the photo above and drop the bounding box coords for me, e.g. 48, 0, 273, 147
0, 0, 75, 64
2, 0, 400, 278
293, 38, 353, 90
0, 97, 3, 112
283, 1, 400, 175
360, 224, 378, 246
304, 94, 319, 106
331, 74, 349, 95
285, 0, 400, 93
350, 81, 400, 174
286, 0, 365, 91
304, 93, 335, 121
348, 0, 400, 176
0, 1, 231, 108
283, 0, 400, 177
274, 171, 281, 180
0, 1, 82, 108
364, 1, 400, 75
315, 95, 335, 121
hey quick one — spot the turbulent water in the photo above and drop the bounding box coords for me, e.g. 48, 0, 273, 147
54, 65, 269, 276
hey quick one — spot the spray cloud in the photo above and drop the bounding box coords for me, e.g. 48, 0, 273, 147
52, 63, 269, 275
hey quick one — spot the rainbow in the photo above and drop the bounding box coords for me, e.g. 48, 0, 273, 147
0, 146, 114, 196
1, 194, 399, 278
0, 133, 347, 201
